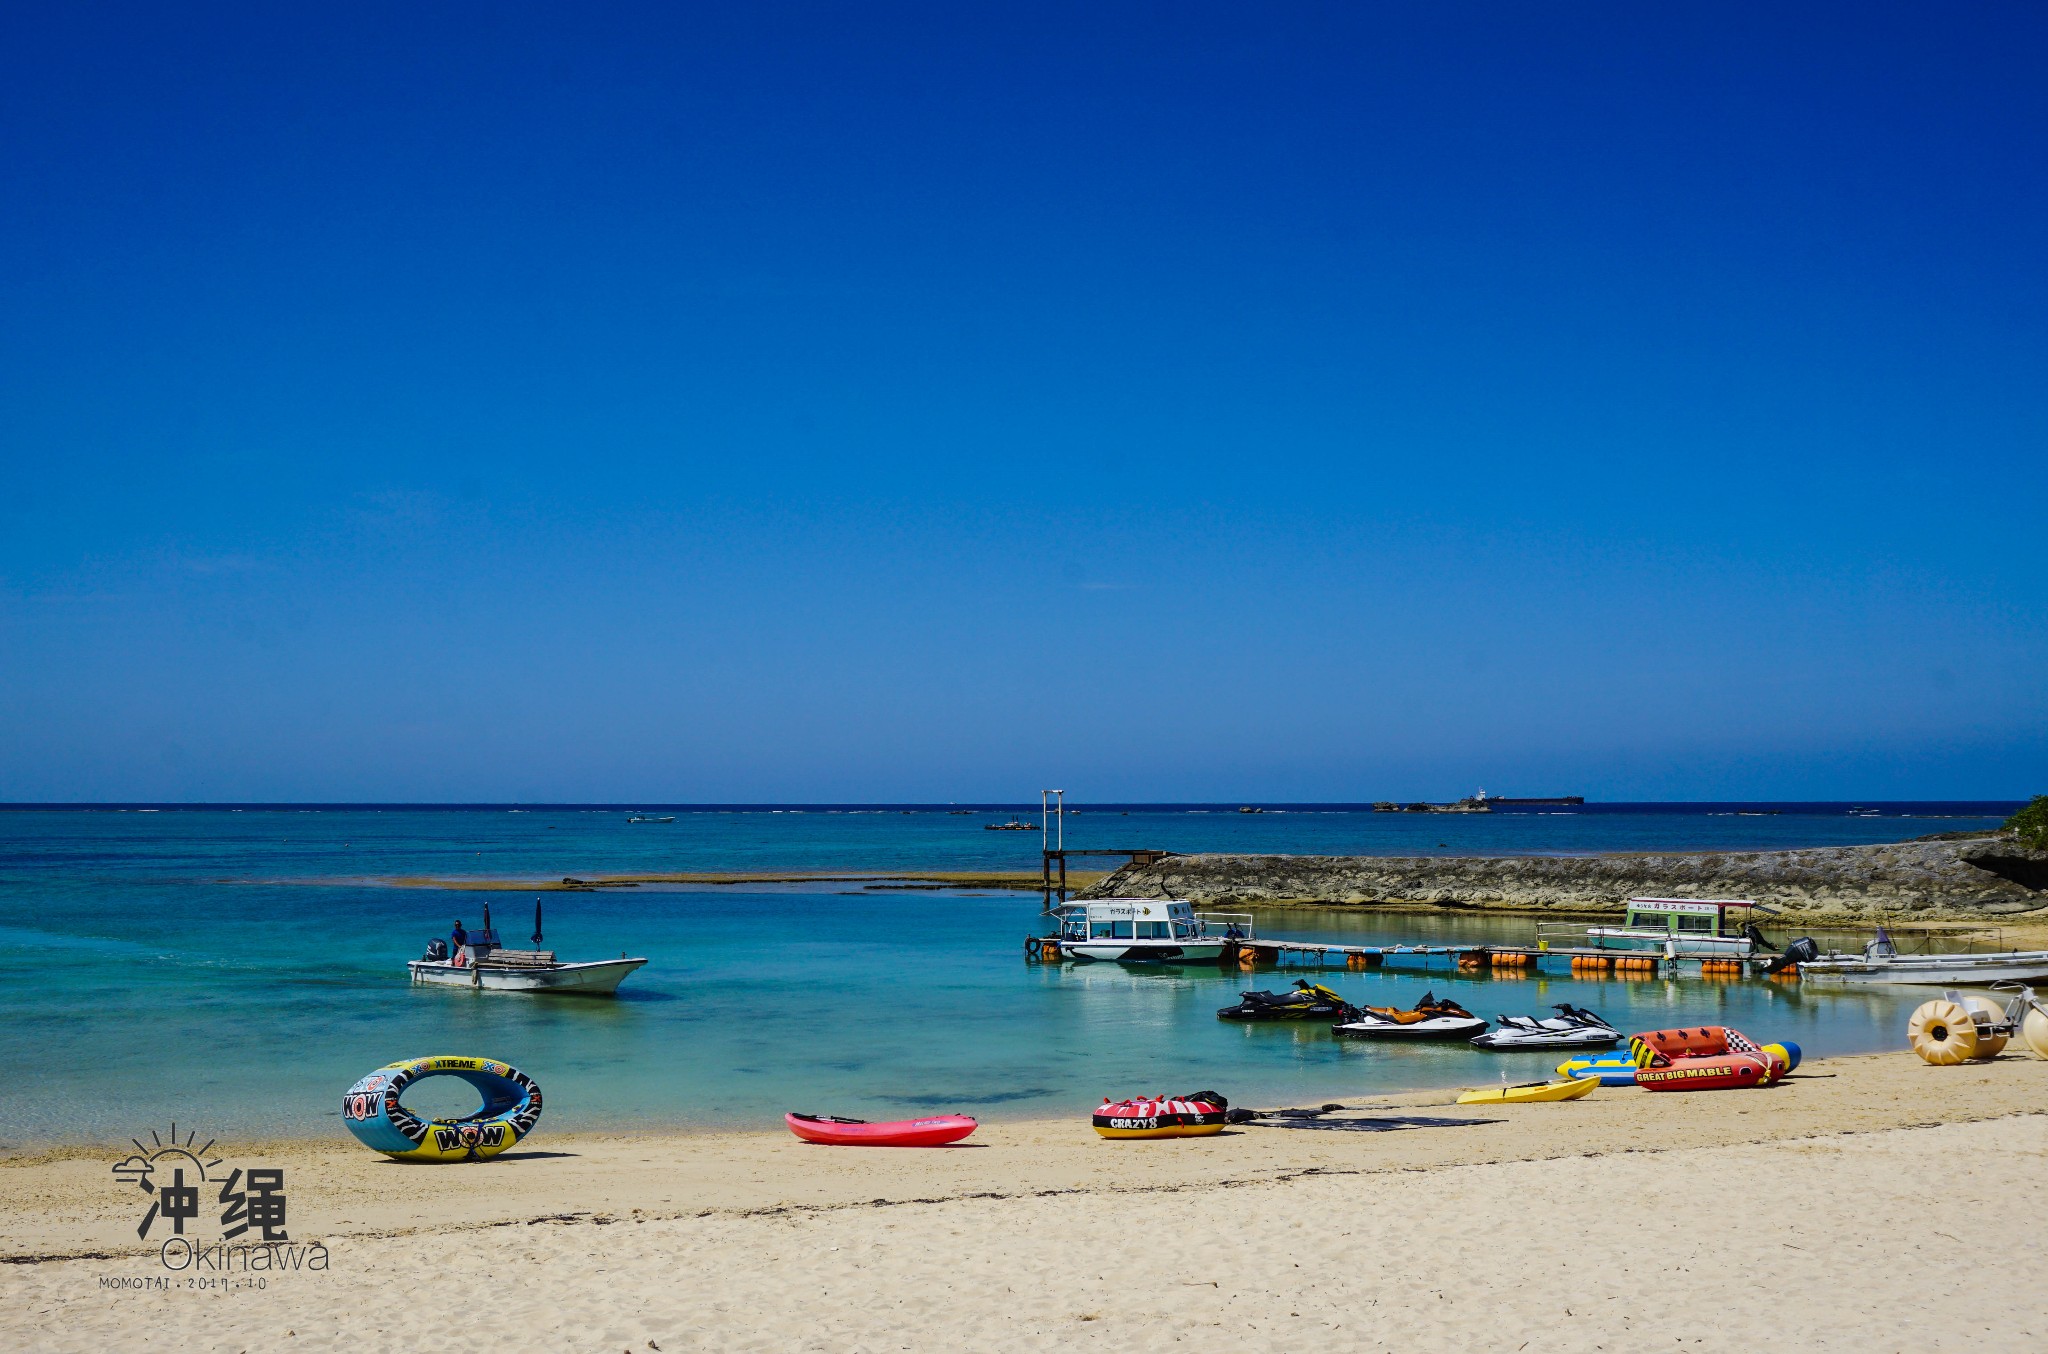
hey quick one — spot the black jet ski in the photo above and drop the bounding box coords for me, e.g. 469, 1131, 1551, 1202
1332, 991, 1487, 1040
1218, 979, 1357, 1022
1469, 1003, 1619, 1051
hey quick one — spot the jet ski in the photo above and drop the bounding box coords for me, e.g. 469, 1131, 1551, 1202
1468, 1004, 1620, 1051
1218, 979, 1357, 1022
1331, 992, 1487, 1040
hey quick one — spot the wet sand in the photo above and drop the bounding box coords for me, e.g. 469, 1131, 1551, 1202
4, 1051, 2044, 1350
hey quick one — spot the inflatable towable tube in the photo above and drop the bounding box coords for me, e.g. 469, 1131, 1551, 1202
342, 1055, 542, 1162
1629, 1027, 1786, 1092
1557, 1053, 1647, 1086
1093, 1092, 1228, 1139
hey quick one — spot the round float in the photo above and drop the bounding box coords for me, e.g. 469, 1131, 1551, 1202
2023, 1006, 2048, 1061
341, 1055, 543, 1162
1762, 1041, 1803, 1073
1959, 996, 2010, 1058
1906, 1000, 1980, 1065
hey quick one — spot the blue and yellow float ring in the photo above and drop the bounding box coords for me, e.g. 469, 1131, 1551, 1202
341, 1055, 542, 1162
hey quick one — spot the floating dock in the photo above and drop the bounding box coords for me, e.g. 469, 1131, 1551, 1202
1025, 791, 1781, 981
1213, 939, 1776, 980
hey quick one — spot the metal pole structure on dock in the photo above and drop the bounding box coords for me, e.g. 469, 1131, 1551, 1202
1041, 789, 1065, 904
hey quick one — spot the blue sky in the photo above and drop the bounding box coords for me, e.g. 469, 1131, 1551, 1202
2, 3, 2043, 801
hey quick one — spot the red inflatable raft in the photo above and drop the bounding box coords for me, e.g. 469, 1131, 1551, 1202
784, 1112, 979, 1146
1628, 1026, 1787, 1092
1092, 1092, 1228, 1139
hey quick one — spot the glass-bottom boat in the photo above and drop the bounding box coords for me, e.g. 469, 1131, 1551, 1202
1045, 898, 1254, 963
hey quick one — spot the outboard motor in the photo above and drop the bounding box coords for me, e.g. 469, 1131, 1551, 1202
423, 937, 449, 962
1767, 936, 1820, 974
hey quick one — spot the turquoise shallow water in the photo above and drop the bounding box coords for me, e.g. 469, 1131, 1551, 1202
0, 805, 2011, 1144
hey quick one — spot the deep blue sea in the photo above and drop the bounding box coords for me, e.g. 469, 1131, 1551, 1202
0, 802, 2016, 1145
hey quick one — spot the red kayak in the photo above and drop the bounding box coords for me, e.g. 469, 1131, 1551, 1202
784, 1112, 979, 1147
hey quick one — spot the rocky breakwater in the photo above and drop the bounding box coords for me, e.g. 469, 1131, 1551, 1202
1082, 836, 2048, 922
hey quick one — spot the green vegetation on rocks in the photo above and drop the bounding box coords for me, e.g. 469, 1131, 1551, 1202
2008, 796, 2048, 851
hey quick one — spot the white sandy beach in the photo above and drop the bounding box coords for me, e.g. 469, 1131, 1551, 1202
4, 1050, 2044, 1351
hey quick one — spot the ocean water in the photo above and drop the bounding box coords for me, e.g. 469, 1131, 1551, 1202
0, 804, 2015, 1145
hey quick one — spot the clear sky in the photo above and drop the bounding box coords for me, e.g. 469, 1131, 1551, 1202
1, 3, 2043, 802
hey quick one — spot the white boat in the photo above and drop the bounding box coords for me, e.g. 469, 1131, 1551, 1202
1333, 993, 1488, 1040
408, 912, 647, 995
1045, 898, 1252, 963
1561, 898, 1766, 958
1469, 1005, 1620, 1051
409, 952, 648, 994
1792, 930, 2048, 987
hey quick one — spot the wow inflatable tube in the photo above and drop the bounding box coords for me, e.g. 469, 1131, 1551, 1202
342, 1055, 542, 1162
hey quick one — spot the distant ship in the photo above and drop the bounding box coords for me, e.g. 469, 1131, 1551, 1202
1368, 790, 1584, 814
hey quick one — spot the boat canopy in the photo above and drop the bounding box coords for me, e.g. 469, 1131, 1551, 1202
1053, 898, 1208, 942
1621, 898, 1759, 934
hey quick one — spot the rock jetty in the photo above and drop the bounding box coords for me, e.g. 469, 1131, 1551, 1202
1081, 836, 2048, 921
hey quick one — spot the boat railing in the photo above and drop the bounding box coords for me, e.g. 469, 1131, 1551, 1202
1196, 912, 1256, 940
1534, 922, 1603, 950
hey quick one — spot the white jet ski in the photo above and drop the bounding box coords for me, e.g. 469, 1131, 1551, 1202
1468, 1004, 1619, 1051
1331, 992, 1488, 1040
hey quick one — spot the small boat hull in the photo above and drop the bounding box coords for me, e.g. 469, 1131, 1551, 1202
408, 957, 647, 995
1794, 952, 2048, 986
1064, 940, 1228, 963
1218, 1002, 1348, 1020
1584, 928, 1754, 958
1456, 1077, 1597, 1105
1333, 1016, 1488, 1040
1470, 1028, 1619, 1051
785, 1113, 978, 1147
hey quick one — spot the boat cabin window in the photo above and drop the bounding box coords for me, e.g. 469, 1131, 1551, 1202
1137, 921, 1171, 939
1675, 915, 1715, 933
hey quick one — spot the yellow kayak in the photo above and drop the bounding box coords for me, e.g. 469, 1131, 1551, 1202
1456, 1077, 1597, 1105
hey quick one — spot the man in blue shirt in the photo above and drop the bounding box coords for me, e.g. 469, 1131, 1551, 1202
451, 920, 468, 953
